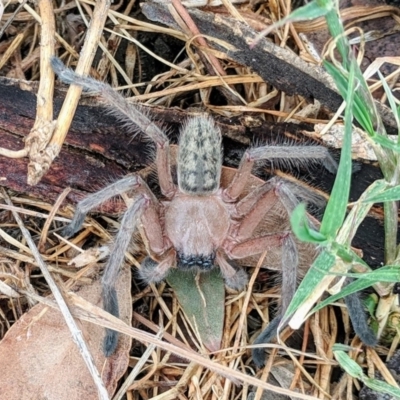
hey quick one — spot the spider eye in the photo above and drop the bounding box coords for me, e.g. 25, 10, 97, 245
177, 252, 216, 271
177, 116, 222, 195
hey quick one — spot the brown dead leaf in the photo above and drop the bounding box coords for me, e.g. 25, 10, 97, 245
0, 266, 131, 399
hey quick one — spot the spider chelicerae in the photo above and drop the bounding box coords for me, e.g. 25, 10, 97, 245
51, 57, 376, 367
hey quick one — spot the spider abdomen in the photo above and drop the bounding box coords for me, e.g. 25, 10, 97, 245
164, 194, 230, 268
177, 116, 222, 195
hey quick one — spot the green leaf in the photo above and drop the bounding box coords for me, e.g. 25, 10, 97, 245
333, 243, 368, 265
364, 293, 379, 316
287, 0, 333, 21
336, 179, 387, 244
363, 377, 400, 398
311, 266, 400, 313
334, 347, 400, 398
363, 184, 400, 203
332, 343, 356, 352
323, 62, 375, 135
290, 203, 327, 243
333, 349, 363, 379
370, 134, 400, 152
284, 250, 336, 319
323, 63, 400, 154
320, 60, 355, 237
167, 269, 225, 352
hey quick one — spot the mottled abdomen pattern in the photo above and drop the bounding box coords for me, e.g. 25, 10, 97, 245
177, 116, 222, 194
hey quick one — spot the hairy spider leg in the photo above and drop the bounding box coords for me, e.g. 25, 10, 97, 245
59, 173, 166, 355
61, 175, 141, 238
226, 148, 376, 366
231, 177, 299, 292
229, 233, 290, 259
344, 287, 378, 347
101, 181, 172, 355
221, 144, 334, 367
102, 195, 148, 356
99, 178, 166, 356
223, 144, 337, 203
253, 279, 378, 367
52, 57, 181, 354
246, 178, 377, 366
227, 178, 299, 297
233, 180, 280, 240
223, 176, 302, 363
251, 234, 298, 367
51, 56, 177, 199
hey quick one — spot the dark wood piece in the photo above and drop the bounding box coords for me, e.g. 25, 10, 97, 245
0, 76, 392, 265
142, 1, 398, 135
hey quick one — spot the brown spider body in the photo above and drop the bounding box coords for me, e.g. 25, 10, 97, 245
52, 55, 326, 359
164, 194, 230, 268
51, 57, 376, 368
136, 117, 303, 292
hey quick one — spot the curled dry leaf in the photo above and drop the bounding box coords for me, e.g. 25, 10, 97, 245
0, 266, 131, 399
67, 246, 110, 268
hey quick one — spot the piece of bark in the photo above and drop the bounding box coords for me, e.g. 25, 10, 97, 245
0, 76, 393, 266
0, 75, 320, 209
141, 1, 398, 135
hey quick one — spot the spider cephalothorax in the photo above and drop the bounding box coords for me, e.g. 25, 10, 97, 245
51, 57, 375, 367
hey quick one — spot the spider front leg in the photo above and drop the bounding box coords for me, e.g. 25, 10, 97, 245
101, 185, 168, 356
51, 57, 177, 199
102, 194, 149, 356
223, 143, 337, 203
61, 175, 167, 356
62, 175, 142, 238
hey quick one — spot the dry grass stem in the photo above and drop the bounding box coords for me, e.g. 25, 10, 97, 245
0, 0, 398, 398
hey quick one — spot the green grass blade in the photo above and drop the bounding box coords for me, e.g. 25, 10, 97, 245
378, 70, 400, 138
336, 179, 387, 244
363, 377, 400, 398
333, 349, 363, 379
363, 184, 400, 203
320, 61, 355, 237
290, 203, 328, 243
323, 62, 374, 135
323, 4, 350, 67
284, 249, 336, 319
311, 266, 400, 312
334, 347, 400, 398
